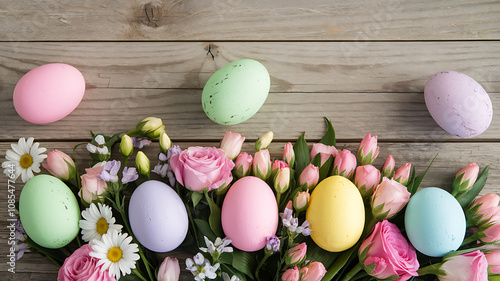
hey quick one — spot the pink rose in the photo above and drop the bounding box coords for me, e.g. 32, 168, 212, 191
285, 243, 307, 265
234, 152, 253, 178
157, 257, 180, 281
371, 177, 411, 220
356, 133, 379, 166
282, 266, 299, 281
283, 142, 295, 167
170, 146, 235, 191
485, 249, 500, 274
382, 155, 395, 178
42, 149, 76, 180
359, 220, 419, 281
333, 149, 357, 179
354, 164, 381, 198
58, 244, 115, 281
310, 143, 338, 166
394, 163, 411, 186
301, 261, 327, 281
80, 163, 107, 204
438, 250, 488, 281
299, 163, 319, 190
220, 131, 245, 161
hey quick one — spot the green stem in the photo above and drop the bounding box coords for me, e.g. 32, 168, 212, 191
255, 252, 272, 281
417, 264, 442, 276
340, 263, 362, 281
72, 143, 87, 191
132, 268, 149, 281
185, 200, 200, 248
277, 192, 282, 207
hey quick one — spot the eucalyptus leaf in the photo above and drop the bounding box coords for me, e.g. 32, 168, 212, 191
319, 117, 336, 146
293, 133, 310, 177
457, 165, 490, 209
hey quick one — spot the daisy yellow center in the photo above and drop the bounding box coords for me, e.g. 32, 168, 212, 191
107, 247, 123, 263
20, 154, 33, 169
96, 218, 109, 235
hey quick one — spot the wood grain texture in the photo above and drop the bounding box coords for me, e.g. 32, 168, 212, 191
0, 0, 499, 41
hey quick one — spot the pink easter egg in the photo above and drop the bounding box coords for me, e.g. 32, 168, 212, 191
221, 176, 278, 252
13, 63, 85, 124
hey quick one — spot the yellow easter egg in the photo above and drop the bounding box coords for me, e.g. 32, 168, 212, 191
306, 175, 365, 252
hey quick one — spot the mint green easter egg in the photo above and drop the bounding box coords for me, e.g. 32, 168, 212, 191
19, 175, 80, 248
202, 59, 270, 125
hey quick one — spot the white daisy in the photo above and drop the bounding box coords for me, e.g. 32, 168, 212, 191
90, 229, 140, 280
2, 137, 47, 183
79, 203, 123, 242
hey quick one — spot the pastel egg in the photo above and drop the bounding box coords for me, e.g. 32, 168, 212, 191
128, 180, 189, 252
221, 176, 278, 251
19, 175, 80, 248
306, 176, 365, 252
14, 63, 85, 124
424, 71, 492, 138
202, 59, 270, 125
405, 187, 466, 257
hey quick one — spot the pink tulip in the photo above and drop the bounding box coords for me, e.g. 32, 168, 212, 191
220, 131, 245, 161
281, 266, 299, 281
234, 152, 253, 178
299, 164, 320, 190
310, 143, 338, 166
469, 193, 500, 226
252, 149, 272, 180
438, 250, 488, 281
274, 167, 291, 194
79, 164, 107, 204
453, 162, 479, 195
381, 155, 395, 178
333, 150, 357, 179
359, 220, 418, 281
371, 177, 411, 220
479, 223, 500, 243
301, 262, 327, 281
354, 165, 381, 198
485, 249, 500, 274
356, 133, 379, 165
394, 163, 411, 186
157, 257, 180, 281
286, 243, 307, 265
283, 142, 295, 167
293, 191, 310, 212
42, 149, 76, 181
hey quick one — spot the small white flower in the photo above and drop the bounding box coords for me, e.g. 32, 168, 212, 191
79, 203, 123, 242
90, 230, 140, 280
186, 253, 220, 280
2, 137, 47, 183
222, 272, 241, 281
87, 135, 109, 155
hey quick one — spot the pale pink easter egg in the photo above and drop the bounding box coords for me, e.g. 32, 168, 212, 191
221, 176, 278, 252
13, 63, 85, 124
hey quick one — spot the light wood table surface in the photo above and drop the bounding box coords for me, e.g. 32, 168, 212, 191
0, 0, 499, 280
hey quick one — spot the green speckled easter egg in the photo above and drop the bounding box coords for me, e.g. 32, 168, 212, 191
19, 175, 80, 248
202, 59, 270, 125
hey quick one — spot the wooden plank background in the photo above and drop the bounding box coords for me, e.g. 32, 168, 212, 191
0, 0, 499, 280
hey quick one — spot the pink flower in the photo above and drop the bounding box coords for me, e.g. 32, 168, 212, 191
234, 152, 253, 178
359, 220, 419, 281
310, 143, 338, 166
293, 191, 310, 212
354, 165, 381, 198
382, 155, 395, 178
79, 164, 107, 204
42, 149, 76, 181
438, 250, 488, 281
469, 193, 500, 226
286, 243, 307, 265
274, 167, 291, 194
252, 149, 272, 180
356, 133, 379, 166
394, 163, 411, 186
220, 131, 245, 161
333, 150, 356, 179
157, 257, 180, 281
485, 249, 500, 274
453, 162, 479, 195
170, 146, 235, 191
282, 266, 300, 281
283, 142, 295, 167
57, 244, 116, 281
301, 262, 327, 281
299, 164, 319, 190
479, 223, 500, 243
272, 160, 290, 172
371, 177, 411, 220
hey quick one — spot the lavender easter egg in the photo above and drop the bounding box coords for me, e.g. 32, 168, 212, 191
221, 176, 278, 251
128, 180, 188, 252
424, 71, 492, 138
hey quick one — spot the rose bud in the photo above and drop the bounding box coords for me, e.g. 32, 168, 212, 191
220, 131, 245, 161
310, 143, 338, 167
234, 152, 253, 178
255, 131, 273, 151
485, 249, 500, 275
157, 257, 180, 281
356, 133, 380, 166
299, 164, 320, 191
283, 142, 295, 168
381, 155, 395, 178
301, 262, 327, 281
274, 167, 291, 195
394, 163, 411, 186
119, 134, 134, 158
435, 250, 487, 281
333, 149, 357, 180
354, 165, 381, 198
371, 177, 411, 220
452, 162, 479, 196
293, 191, 310, 213
252, 149, 272, 180
281, 266, 299, 281
285, 243, 307, 266
42, 149, 76, 181
468, 193, 500, 226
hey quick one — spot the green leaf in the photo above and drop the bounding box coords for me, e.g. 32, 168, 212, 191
457, 165, 490, 209
232, 249, 257, 279
191, 191, 203, 208
293, 133, 310, 177
306, 237, 339, 270
409, 154, 438, 195
221, 263, 247, 281
322, 246, 357, 280
406, 167, 416, 193
319, 117, 336, 146
204, 192, 224, 238
120, 273, 143, 281
193, 219, 217, 241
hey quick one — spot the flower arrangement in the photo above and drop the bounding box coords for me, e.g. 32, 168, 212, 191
4, 117, 500, 281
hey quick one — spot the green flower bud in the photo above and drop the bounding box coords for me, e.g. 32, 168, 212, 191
119, 134, 134, 157
135, 151, 150, 177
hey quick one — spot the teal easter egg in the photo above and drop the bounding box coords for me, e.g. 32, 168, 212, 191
19, 175, 80, 248
202, 59, 270, 125
405, 187, 465, 257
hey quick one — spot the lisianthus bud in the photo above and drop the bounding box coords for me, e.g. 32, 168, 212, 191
293, 191, 310, 213
283, 142, 295, 168
253, 149, 272, 180
285, 243, 307, 266
333, 150, 357, 179
310, 143, 338, 167
300, 262, 327, 281
485, 249, 500, 274
468, 193, 500, 226
452, 162, 479, 196
274, 167, 291, 194
371, 177, 411, 220
159, 131, 173, 153
136, 117, 163, 134
394, 163, 411, 186
382, 155, 395, 178
282, 266, 299, 281
148, 125, 166, 139
299, 164, 319, 190
119, 135, 134, 157
234, 152, 253, 178
135, 151, 150, 177
220, 131, 245, 161
436, 250, 488, 281
42, 149, 76, 181
157, 257, 180, 281
354, 165, 381, 198
356, 133, 380, 166
255, 131, 273, 151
